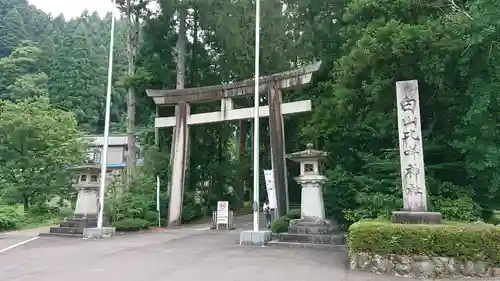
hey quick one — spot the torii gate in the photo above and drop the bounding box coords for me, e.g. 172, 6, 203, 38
147, 61, 321, 226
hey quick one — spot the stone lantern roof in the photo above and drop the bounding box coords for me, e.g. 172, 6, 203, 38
286, 143, 328, 162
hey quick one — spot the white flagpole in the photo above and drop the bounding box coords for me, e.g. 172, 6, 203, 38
252, 0, 261, 232
157, 176, 161, 227
97, 0, 117, 229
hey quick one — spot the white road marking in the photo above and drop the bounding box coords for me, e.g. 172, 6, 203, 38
195, 227, 210, 231
0, 236, 39, 253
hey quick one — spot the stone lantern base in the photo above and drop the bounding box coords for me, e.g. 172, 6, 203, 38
39, 185, 114, 238
276, 217, 345, 246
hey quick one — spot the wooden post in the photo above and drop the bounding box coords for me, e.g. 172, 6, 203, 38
268, 81, 289, 217
236, 120, 246, 209
155, 106, 160, 146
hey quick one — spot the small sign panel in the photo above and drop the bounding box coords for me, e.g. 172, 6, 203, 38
216, 201, 229, 224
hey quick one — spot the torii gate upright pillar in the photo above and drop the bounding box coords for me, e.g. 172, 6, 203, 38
268, 81, 290, 216
168, 102, 190, 227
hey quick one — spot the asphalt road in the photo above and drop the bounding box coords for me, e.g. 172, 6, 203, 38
0, 217, 429, 281
0, 226, 50, 251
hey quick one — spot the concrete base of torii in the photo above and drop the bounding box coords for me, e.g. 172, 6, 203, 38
239, 230, 272, 246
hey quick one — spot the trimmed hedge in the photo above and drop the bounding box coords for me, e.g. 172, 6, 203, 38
348, 220, 500, 265
112, 218, 150, 232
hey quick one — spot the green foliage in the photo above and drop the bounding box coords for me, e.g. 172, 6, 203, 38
0, 205, 24, 231
0, 42, 46, 99
0, 7, 27, 57
348, 220, 500, 264
432, 197, 481, 222
300, 0, 500, 225
144, 210, 158, 224
182, 202, 203, 222
489, 212, 500, 225
0, 96, 86, 211
106, 188, 164, 224
112, 218, 150, 232
271, 218, 289, 234
285, 209, 301, 220
59, 206, 73, 218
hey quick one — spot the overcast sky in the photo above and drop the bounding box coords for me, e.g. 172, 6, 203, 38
28, 0, 113, 19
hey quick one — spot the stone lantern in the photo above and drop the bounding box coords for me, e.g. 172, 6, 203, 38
277, 144, 343, 246
286, 143, 328, 220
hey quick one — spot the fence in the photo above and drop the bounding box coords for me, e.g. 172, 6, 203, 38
211, 210, 235, 230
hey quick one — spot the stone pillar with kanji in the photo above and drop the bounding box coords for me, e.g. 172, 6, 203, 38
392, 80, 442, 224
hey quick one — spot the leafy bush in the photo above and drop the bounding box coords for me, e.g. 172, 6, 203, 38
59, 206, 74, 218
112, 218, 150, 232
271, 218, 289, 234
0, 205, 25, 231
182, 202, 203, 222
432, 196, 480, 221
490, 212, 500, 225
348, 220, 500, 264
285, 209, 301, 219
144, 210, 158, 224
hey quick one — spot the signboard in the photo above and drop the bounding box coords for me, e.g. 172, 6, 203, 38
263, 170, 278, 209
216, 201, 229, 224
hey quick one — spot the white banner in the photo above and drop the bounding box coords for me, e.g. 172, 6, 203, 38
216, 201, 229, 224
156, 176, 160, 211
263, 169, 278, 209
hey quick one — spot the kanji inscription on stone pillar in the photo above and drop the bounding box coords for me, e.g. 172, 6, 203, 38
396, 80, 427, 212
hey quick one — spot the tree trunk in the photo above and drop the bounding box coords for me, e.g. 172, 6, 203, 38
176, 8, 187, 90
126, 0, 138, 186
23, 195, 29, 213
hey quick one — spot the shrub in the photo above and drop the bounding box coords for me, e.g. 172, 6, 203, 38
285, 209, 301, 220
112, 218, 150, 232
144, 210, 158, 224
432, 196, 480, 221
0, 205, 24, 231
182, 203, 203, 222
348, 220, 500, 265
490, 212, 500, 225
59, 207, 74, 218
271, 218, 289, 234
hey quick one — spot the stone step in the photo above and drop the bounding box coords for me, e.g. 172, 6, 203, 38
267, 240, 348, 251
290, 220, 339, 228
49, 227, 84, 235
59, 220, 97, 228
39, 232, 83, 238
278, 233, 345, 244
289, 224, 340, 234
